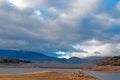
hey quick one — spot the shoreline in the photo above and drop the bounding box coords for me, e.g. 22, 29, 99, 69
83, 65, 120, 73
0, 64, 120, 73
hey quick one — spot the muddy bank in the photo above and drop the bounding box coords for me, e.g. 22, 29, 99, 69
84, 65, 120, 73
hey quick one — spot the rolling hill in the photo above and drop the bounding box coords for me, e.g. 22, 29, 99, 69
97, 56, 120, 66
0, 49, 108, 64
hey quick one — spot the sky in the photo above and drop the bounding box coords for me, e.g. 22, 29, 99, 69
0, 0, 120, 58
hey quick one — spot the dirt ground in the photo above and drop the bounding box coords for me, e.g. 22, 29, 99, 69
0, 71, 99, 80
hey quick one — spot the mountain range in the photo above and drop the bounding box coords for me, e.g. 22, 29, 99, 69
0, 49, 108, 64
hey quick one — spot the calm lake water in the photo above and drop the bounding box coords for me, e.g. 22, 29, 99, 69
0, 68, 120, 80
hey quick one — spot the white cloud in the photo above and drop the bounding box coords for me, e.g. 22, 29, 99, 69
34, 10, 41, 15
9, 0, 27, 9
59, 0, 100, 23
57, 40, 120, 58
7, 0, 100, 24
84, 39, 102, 45
0, 0, 4, 5
47, 7, 57, 14
92, 13, 120, 27
8, 0, 45, 9
0, 0, 7, 7
117, 1, 120, 11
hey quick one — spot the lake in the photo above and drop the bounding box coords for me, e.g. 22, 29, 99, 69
0, 68, 120, 80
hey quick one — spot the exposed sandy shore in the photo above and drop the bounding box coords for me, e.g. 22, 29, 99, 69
84, 65, 120, 73
0, 71, 99, 80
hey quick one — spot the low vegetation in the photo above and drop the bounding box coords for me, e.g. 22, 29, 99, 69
0, 58, 31, 64
97, 56, 120, 66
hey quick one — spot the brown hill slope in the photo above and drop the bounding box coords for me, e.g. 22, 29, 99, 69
97, 56, 120, 66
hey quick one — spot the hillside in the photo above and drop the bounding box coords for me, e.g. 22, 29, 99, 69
84, 56, 120, 72
0, 49, 65, 63
97, 56, 120, 66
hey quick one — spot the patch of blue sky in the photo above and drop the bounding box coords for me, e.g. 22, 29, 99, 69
40, 9, 47, 15
106, 26, 120, 34
99, 0, 119, 12
38, 9, 57, 20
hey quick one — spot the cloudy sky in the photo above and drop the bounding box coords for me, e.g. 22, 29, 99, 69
0, 0, 120, 58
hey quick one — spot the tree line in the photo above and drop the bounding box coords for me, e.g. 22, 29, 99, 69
0, 58, 31, 64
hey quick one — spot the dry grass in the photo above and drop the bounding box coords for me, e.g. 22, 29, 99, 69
0, 71, 99, 80
85, 65, 120, 73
